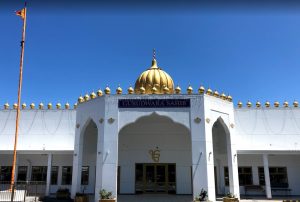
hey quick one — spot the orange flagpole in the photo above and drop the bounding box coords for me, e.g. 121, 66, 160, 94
10, 2, 27, 190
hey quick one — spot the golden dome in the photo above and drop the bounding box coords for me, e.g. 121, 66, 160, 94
227, 95, 233, 102
74, 103, 78, 109
84, 94, 90, 101
140, 86, 145, 94
90, 92, 97, 99
39, 102, 44, 109
175, 85, 181, 94
198, 86, 205, 94
97, 89, 103, 97
206, 88, 212, 95
134, 59, 174, 94
104, 86, 111, 95
78, 95, 84, 103
65, 102, 70, 109
265, 101, 270, 108
274, 101, 280, 108
221, 93, 226, 100
22, 103, 26, 109
187, 85, 193, 94
163, 86, 169, 94
256, 101, 261, 108
116, 86, 122, 94
293, 100, 298, 108
213, 90, 219, 98
30, 103, 35, 109
56, 103, 61, 109
237, 101, 242, 108
128, 86, 134, 94
247, 101, 252, 108
13, 103, 18, 109
48, 103, 52, 109
4, 102, 9, 109
283, 101, 289, 108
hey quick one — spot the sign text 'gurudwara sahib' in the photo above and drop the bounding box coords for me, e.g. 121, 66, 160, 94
118, 99, 190, 108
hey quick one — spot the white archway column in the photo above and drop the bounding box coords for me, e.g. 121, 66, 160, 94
71, 127, 83, 198
96, 98, 118, 202
263, 154, 272, 199
94, 125, 104, 202
45, 153, 52, 196
226, 125, 240, 198
190, 98, 216, 202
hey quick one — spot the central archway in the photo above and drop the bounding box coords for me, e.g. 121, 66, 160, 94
118, 113, 192, 195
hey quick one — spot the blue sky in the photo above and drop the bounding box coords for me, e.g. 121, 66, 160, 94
1, 1, 300, 107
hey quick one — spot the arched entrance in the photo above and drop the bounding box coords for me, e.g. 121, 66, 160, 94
80, 120, 98, 194
118, 113, 192, 195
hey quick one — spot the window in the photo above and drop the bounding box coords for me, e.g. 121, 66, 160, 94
51, 166, 59, 185
62, 166, 72, 185
17, 166, 27, 181
238, 167, 253, 185
224, 167, 229, 186
0, 166, 12, 183
258, 167, 288, 188
31, 166, 47, 182
81, 166, 89, 185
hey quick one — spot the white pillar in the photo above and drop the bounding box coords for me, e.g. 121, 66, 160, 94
95, 126, 104, 202
263, 154, 272, 199
71, 127, 83, 198
14, 154, 19, 182
190, 97, 216, 202
46, 154, 52, 196
226, 128, 240, 199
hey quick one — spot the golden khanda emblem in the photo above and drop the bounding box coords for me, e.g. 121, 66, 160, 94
149, 147, 160, 163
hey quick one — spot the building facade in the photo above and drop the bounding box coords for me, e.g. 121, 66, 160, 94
1, 58, 300, 201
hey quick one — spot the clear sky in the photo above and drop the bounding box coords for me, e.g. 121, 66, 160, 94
1, 1, 300, 107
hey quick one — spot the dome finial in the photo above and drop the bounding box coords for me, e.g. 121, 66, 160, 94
153, 48, 156, 60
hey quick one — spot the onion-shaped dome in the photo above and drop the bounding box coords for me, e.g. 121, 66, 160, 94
104, 86, 111, 95
283, 101, 289, 108
140, 86, 146, 94
206, 88, 212, 95
4, 102, 9, 109
247, 101, 252, 108
22, 103, 26, 109
151, 86, 158, 94
221, 93, 226, 100
265, 101, 270, 108
65, 102, 70, 109
48, 103, 52, 109
78, 95, 84, 103
30, 103, 35, 109
293, 100, 299, 108
213, 90, 219, 98
198, 85, 205, 94
97, 89, 103, 97
13, 103, 18, 109
128, 86, 134, 94
256, 101, 261, 108
227, 95, 233, 102
187, 85, 193, 94
84, 94, 90, 101
163, 86, 169, 94
237, 101, 242, 108
39, 102, 44, 109
90, 91, 97, 99
134, 59, 174, 94
56, 103, 61, 109
175, 85, 181, 94
74, 103, 78, 109
274, 101, 280, 108
116, 86, 122, 94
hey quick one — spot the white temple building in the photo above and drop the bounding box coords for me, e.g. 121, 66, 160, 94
1, 57, 300, 201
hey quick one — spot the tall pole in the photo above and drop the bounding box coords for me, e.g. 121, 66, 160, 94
10, 2, 27, 190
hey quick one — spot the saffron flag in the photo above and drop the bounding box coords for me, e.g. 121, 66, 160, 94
16, 8, 26, 20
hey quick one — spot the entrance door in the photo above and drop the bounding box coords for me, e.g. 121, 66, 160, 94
135, 163, 176, 194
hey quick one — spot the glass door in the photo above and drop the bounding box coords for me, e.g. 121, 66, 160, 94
144, 165, 155, 193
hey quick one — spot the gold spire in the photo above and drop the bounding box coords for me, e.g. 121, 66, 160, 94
128, 86, 134, 94
13, 103, 18, 110
30, 103, 35, 109
22, 103, 26, 109
56, 103, 61, 109
198, 85, 205, 94
116, 85, 122, 94
163, 86, 169, 94
265, 101, 270, 108
213, 90, 219, 98
283, 101, 289, 108
48, 103, 52, 109
237, 101, 242, 108
187, 84, 193, 94
39, 102, 44, 109
74, 103, 78, 109
65, 102, 70, 109
247, 101, 252, 108
84, 93, 90, 101
274, 101, 280, 108
4, 102, 9, 109
104, 86, 111, 95
90, 91, 97, 99
78, 95, 84, 103
175, 85, 181, 94
256, 101, 261, 108
221, 93, 226, 100
97, 89, 103, 97
293, 100, 299, 108
206, 87, 212, 95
